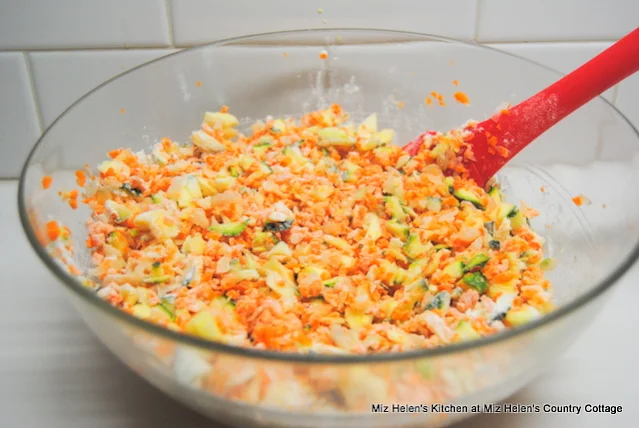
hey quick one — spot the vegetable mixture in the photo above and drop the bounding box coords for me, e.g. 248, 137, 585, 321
62, 104, 555, 354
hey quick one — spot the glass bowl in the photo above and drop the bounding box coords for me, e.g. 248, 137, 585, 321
18, 29, 639, 428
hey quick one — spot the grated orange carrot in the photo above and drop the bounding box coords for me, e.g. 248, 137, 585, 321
41, 176, 52, 189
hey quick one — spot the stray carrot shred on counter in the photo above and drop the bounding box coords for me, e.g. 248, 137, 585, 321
452, 79, 459, 86
196, 81, 202, 87
48, 104, 555, 361
319, 50, 328, 59
425, 97, 433, 106
41, 176, 52, 189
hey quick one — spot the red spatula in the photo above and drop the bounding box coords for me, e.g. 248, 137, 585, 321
404, 27, 639, 187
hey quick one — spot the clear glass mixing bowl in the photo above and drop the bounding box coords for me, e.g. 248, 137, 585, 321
18, 29, 639, 428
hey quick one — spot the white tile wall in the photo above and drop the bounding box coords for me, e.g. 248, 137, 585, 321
29, 49, 177, 127
170, 0, 478, 46
0, 0, 171, 49
0, 53, 41, 177
0, 0, 637, 178
477, 0, 638, 42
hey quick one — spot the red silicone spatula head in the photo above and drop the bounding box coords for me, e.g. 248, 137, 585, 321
405, 27, 639, 187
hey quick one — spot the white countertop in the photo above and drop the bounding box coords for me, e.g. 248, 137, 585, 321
1, 180, 637, 428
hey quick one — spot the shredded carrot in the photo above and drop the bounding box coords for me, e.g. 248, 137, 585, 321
572, 196, 584, 206
75, 170, 86, 187
196, 81, 202, 87
46, 220, 61, 241
319, 50, 328, 60
453, 91, 470, 106
452, 79, 459, 86
41, 176, 52, 189
49, 104, 554, 370
425, 97, 433, 106
120, 108, 125, 114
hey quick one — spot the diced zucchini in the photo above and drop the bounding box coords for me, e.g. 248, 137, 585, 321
253, 142, 272, 157
251, 231, 277, 252
259, 161, 273, 174
317, 127, 354, 147
132, 304, 152, 319
144, 262, 171, 284
159, 296, 176, 320
324, 235, 351, 252
203, 111, 239, 128
214, 176, 237, 192
185, 310, 223, 341
363, 213, 382, 241
340, 161, 361, 182
230, 269, 261, 281
228, 165, 242, 177
298, 265, 329, 283
208, 220, 249, 237
424, 290, 451, 311
382, 175, 404, 198
98, 159, 130, 177
464, 254, 490, 272
151, 193, 163, 204
498, 203, 517, 219
443, 260, 465, 280
323, 278, 338, 288
540, 258, 557, 271
454, 320, 481, 341
264, 219, 293, 232
270, 119, 287, 133
488, 186, 502, 204
384, 195, 406, 222
453, 189, 484, 209
505, 304, 541, 327
403, 234, 429, 259
167, 175, 203, 208
430, 142, 449, 158
106, 230, 129, 255
444, 176, 454, 194
263, 257, 298, 298
370, 129, 395, 146
345, 307, 373, 330
510, 209, 526, 230
462, 272, 489, 293
105, 200, 132, 223
395, 154, 411, 170
191, 130, 226, 153
269, 241, 293, 258
181, 233, 206, 255
386, 220, 410, 240
282, 145, 309, 165
488, 240, 501, 250
134, 209, 180, 239
433, 244, 451, 252
487, 282, 518, 300
121, 183, 143, 197
425, 197, 442, 213
358, 113, 377, 134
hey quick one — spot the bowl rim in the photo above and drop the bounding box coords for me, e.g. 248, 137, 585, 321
18, 28, 639, 364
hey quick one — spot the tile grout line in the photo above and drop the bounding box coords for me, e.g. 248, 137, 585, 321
164, 0, 176, 48
472, 0, 482, 42
23, 52, 45, 135
1, 45, 178, 53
